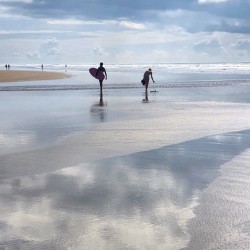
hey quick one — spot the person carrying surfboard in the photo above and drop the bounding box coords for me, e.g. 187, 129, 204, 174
96, 62, 107, 92
142, 68, 154, 91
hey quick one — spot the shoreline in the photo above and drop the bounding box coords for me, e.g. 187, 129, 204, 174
0, 70, 70, 83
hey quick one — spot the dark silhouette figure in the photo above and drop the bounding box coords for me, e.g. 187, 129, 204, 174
96, 62, 107, 92
142, 68, 154, 92
41, 64, 44, 71
5, 64, 7, 70
7, 64, 10, 70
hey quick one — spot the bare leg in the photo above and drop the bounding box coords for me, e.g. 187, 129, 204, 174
99, 80, 103, 92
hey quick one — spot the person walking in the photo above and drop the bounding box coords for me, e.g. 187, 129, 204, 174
142, 68, 154, 92
96, 62, 107, 92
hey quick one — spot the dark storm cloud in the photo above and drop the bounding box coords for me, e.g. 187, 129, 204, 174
205, 21, 250, 34
198, 0, 250, 21
1, 0, 250, 34
1, 0, 248, 19
1, 0, 194, 20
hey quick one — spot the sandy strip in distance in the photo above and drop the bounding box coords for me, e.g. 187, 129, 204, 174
0, 70, 70, 83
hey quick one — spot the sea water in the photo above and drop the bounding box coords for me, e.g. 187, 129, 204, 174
1, 62, 250, 91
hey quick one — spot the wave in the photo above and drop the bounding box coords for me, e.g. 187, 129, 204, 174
1, 80, 249, 92
10, 62, 250, 74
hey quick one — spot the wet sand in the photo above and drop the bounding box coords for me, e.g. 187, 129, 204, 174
0, 70, 70, 83
1, 75, 250, 249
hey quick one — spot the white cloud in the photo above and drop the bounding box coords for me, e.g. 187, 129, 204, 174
115, 50, 136, 63
0, 30, 71, 35
47, 19, 85, 25
93, 46, 109, 56
198, 0, 228, 4
0, 0, 33, 2
26, 51, 40, 59
39, 38, 61, 57
0, 0, 249, 64
45, 38, 58, 46
159, 9, 185, 18
193, 39, 223, 56
233, 39, 250, 56
119, 20, 145, 30
47, 19, 116, 26
47, 47, 60, 56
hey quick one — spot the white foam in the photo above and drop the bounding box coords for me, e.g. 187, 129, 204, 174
10, 62, 250, 74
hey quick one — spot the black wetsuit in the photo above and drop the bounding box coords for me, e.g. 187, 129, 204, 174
96, 66, 107, 91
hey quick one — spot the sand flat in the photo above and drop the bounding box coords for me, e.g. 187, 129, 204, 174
0, 70, 70, 83
1, 80, 250, 249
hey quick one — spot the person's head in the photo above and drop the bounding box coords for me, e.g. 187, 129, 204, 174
148, 68, 152, 72
100, 62, 103, 66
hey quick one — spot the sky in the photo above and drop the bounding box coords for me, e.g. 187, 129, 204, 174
0, 0, 250, 64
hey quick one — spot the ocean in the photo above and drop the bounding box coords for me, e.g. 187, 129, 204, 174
1, 62, 250, 91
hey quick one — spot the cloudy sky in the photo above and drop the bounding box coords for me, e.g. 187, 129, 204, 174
1, 0, 250, 64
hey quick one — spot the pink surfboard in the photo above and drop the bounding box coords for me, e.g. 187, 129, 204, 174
89, 68, 105, 81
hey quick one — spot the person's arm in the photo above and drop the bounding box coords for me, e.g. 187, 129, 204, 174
104, 69, 107, 79
151, 73, 154, 82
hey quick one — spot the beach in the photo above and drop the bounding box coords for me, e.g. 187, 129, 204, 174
0, 70, 69, 83
1, 65, 250, 249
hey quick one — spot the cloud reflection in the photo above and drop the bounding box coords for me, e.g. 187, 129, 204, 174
0, 130, 250, 249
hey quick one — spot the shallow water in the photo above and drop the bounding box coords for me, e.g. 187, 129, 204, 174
0, 130, 250, 249
1, 71, 250, 249
1, 83, 250, 155
1, 69, 250, 90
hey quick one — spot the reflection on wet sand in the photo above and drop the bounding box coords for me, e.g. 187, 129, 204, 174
90, 91, 107, 122
0, 130, 250, 249
142, 90, 149, 103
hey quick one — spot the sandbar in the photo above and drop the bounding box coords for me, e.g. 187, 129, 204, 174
0, 70, 70, 83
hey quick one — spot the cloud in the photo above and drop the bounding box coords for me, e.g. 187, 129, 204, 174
93, 46, 109, 56
0, 0, 212, 21
47, 47, 60, 56
1, 0, 250, 63
205, 19, 250, 34
119, 20, 145, 30
39, 38, 61, 57
0, 0, 33, 2
193, 39, 222, 55
233, 39, 250, 55
198, 0, 228, 4
0, 0, 248, 25
47, 18, 85, 25
115, 50, 136, 63
26, 51, 40, 59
